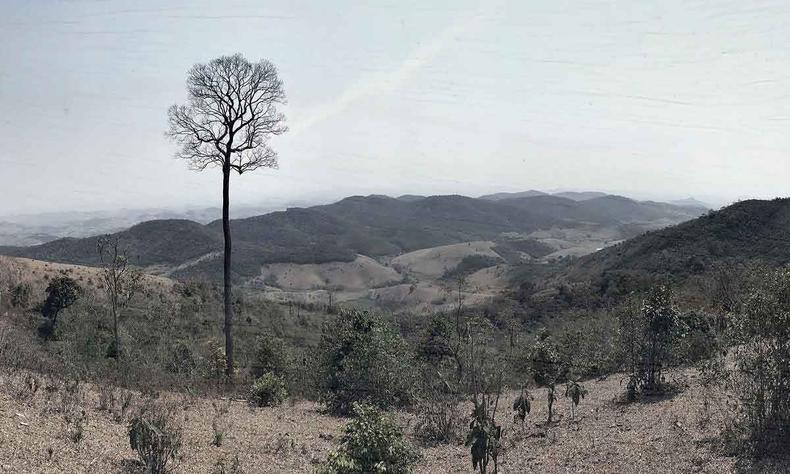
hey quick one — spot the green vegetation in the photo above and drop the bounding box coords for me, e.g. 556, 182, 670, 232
248, 373, 288, 407
316, 309, 418, 415
442, 254, 503, 281
1, 193, 703, 282
320, 402, 419, 474
725, 268, 790, 454
128, 400, 183, 474
38, 275, 81, 339
617, 286, 682, 399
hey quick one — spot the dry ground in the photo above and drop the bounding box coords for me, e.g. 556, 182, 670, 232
0, 256, 175, 300
1, 368, 786, 473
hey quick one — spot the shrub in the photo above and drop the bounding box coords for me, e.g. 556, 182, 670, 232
38, 276, 81, 339
211, 399, 232, 446
413, 395, 463, 445
512, 387, 532, 429
249, 373, 288, 407
166, 341, 197, 375
128, 401, 182, 474
316, 310, 418, 415
417, 316, 453, 366
10, 283, 32, 308
530, 329, 565, 422
728, 267, 790, 453
564, 380, 588, 420
617, 286, 681, 399
203, 339, 231, 379
320, 403, 419, 474
250, 334, 289, 379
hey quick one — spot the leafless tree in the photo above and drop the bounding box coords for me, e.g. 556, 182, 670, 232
166, 53, 287, 376
98, 235, 142, 358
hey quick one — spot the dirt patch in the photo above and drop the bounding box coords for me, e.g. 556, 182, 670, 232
252, 255, 401, 292
391, 241, 502, 279
1, 368, 787, 473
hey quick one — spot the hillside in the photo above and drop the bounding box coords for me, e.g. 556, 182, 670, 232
566, 198, 790, 282
0, 193, 704, 288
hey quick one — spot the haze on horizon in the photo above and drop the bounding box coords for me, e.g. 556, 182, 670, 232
2, 0, 790, 215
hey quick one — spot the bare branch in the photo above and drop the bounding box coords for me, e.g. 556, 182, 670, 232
166, 53, 287, 174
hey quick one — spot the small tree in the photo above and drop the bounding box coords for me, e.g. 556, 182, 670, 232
98, 236, 142, 358
618, 286, 681, 398
39, 276, 81, 339
128, 401, 183, 474
728, 267, 790, 453
512, 386, 531, 430
417, 315, 453, 366
248, 372, 288, 407
317, 309, 418, 415
564, 380, 587, 421
530, 329, 564, 423
641, 286, 681, 391
464, 318, 504, 474
167, 53, 287, 377
321, 403, 419, 474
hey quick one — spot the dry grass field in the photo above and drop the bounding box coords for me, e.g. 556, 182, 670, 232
1, 367, 784, 474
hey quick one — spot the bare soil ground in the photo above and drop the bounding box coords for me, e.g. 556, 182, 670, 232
0, 256, 174, 299
1, 368, 785, 473
391, 241, 501, 279
252, 255, 401, 292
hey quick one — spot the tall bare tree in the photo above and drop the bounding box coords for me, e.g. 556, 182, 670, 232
167, 54, 287, 376
98, 235, 142, 358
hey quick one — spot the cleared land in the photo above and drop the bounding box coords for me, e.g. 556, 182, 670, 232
0, 368, 784, 473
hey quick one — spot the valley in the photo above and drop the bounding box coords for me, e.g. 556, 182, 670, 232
0, 191, 706, 312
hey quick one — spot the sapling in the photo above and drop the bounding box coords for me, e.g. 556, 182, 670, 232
564, 380, 588, 421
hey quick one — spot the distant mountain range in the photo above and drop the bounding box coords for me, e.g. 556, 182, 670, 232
0, 205, 290, 246
480, 190, 709, 208
0, 192, 705, 282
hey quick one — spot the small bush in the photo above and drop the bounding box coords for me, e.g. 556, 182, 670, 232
413, 396, 463, 445
320, 403, 419, 474
617, 286, 682, 399
728, 267, 790, 454
65, 409, 87, 443
10, 283, 32, 308
317, 310, 418, 415
249, 373, 288, 407
212, 453, 243, 474
38, 276, 81, 339
250, 334, 290, 379
211, 399, 232, 446
128, 401, 182, 474
166, 341, 197, 375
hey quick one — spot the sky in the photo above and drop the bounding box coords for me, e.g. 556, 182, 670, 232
2, 0, 790, 215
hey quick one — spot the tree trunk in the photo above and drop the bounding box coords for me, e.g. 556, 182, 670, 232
222, 166, 234, 377
112, 301, 120, 358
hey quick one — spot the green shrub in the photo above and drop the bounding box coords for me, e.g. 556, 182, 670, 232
38, 276, 81, 339
250, 334, 289, 379
413, 395, 463, 445
317, 309, 418, 415
249, 372, 288, 407
166, 341, 197, 375
10, 283, 32, 308
530, 329, 565, 422
617, 286, 681, 399
202, 339, 232, 379
728, 267, 790, 453
320, 403, 419, 474
128, 401, 182, 474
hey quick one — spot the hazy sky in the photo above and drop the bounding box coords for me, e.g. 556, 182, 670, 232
2, 0, 790, 215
